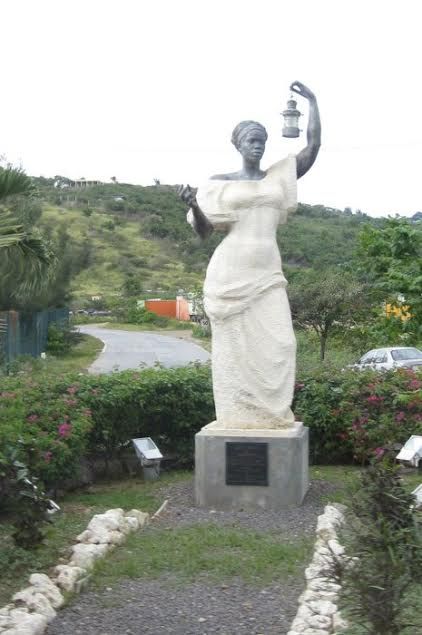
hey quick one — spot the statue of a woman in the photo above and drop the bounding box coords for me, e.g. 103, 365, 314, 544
179, 81, 321, 430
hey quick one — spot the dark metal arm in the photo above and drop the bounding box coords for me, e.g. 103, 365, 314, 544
295, 94, 321, 179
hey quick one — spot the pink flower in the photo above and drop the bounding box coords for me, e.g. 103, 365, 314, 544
374, 447, 385, 458
58, 422, 72, 438
367, 395, 383, 405
44, 451, 53, 463
83, 408, 92, 417
408, 379, 422, 391
395, 411, 406, 422
295, 382, 305, 391
27, 414, 39, 423
66, 386, 78, 395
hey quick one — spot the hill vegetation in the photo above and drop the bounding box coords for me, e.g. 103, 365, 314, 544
30, 177, 384, 307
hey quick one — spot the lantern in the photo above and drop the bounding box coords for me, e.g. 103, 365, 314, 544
282, 98, 301, 138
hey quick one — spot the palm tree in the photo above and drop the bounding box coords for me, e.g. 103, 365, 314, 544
0, 165, 54, 294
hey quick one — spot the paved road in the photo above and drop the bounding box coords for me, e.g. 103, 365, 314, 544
78, 326, 210, 374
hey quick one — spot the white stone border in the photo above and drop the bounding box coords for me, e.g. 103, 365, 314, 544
287, 504, 348, 635
0, 508, 149, 635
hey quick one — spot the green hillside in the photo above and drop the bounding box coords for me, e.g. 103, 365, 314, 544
33, 178, 381, 305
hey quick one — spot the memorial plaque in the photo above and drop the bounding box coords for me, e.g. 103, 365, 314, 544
226, 442, 268, 486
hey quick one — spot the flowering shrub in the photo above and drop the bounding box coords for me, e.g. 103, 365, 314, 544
0, 363, 214, 491
1, 364, 420, 493
0, 376, 92, 489
294, 367, 422, 464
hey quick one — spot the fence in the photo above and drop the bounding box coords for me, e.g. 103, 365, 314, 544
0, 308, 69, 366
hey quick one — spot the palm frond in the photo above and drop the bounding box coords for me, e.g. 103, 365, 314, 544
0, 209, 56, 297
0, 166, 33, 201
0, 210, 25, 248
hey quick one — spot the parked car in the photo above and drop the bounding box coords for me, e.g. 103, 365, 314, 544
351, 347, 422, 371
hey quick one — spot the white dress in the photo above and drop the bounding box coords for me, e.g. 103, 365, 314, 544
188, 155, 297, 429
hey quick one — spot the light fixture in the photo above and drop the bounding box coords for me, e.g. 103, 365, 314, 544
132, 437, 163, 480
412, 484, 422, 508
396, 435, 422, 468
282, 97, 302, 138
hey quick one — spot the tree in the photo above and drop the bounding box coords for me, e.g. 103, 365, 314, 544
122, 273, 142, 297
288, 269, 367, 360
0, 166, 55, 300
357, 218, 422, 342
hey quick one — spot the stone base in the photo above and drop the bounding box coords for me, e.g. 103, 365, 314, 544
195, 422, 308, 510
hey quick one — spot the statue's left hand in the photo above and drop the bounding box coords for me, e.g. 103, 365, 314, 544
290, 81, 315, 101
177, 184, 198, 208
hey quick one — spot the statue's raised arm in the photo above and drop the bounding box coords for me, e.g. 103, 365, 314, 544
290, 81, 321, 179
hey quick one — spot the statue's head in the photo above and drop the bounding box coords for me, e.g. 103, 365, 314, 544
231, 121, 268, 161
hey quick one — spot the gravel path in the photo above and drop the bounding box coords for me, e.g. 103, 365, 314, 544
46, 477, 337, 635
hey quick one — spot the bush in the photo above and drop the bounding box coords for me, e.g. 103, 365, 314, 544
1, 448, 55, 548
340, 454, 422, 634
46, 323, 79, 356
0, 377, 92, 491
126, 304, 170, 327
80, 363, 214, 466
192, 323, 211, 339
0, 363, 214, 491
1, 364, 420, 496
294, 367, 422, 464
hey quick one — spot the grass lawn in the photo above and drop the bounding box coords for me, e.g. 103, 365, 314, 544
0, 473, 176, 606
1, 466, 420, 609
92, 524, 312, 590
0, 468, 327, 606
6, 333, 104, 378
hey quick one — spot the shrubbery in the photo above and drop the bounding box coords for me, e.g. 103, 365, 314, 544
340, 454, 422, 634
125, 303, 170, 327
0, 363, 214, 493
0, 376, 93, 488
294, 367, 422, 464
46, 323, 79, 356
0, 365, 420, 496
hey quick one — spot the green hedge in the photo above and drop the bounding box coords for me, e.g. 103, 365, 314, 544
1, 365, 421, 492
0, 363, 214, 489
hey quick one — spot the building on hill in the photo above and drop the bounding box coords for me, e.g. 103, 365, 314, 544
54, 177, 103, 189
73, 178, 103, 188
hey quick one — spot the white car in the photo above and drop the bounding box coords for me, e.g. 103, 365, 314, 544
354, 347, 422, 371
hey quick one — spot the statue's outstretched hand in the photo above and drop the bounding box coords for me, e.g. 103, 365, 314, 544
177, 184, 197, 208
290, 81, 315, 101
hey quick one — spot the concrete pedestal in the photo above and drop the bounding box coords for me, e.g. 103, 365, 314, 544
195, 422, 308, 510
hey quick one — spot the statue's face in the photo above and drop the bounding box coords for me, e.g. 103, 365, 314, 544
238, 129, 266, 162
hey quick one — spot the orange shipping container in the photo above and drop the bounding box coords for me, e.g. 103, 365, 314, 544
145, 298, 190, 321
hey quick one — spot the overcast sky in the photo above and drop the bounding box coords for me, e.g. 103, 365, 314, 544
2, 0, 422, 217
